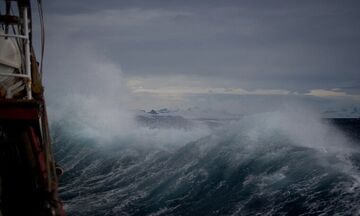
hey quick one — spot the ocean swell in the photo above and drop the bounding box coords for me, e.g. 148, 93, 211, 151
53, 111, 360, 216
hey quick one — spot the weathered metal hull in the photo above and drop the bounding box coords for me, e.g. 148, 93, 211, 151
0, 1, 64, 214
0, 100, 65, 215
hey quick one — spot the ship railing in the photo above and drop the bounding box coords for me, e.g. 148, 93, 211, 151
0, 5, 32, 100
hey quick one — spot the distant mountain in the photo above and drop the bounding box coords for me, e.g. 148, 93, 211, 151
134, 107, 242, 130
135, 114, 194, 130
148, 109, 158, 115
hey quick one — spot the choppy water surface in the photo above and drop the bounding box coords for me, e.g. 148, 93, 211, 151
53, 113, 360, 216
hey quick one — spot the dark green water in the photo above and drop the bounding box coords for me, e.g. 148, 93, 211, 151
53, 118, 360, 216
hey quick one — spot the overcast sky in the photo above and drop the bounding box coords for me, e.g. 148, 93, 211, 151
42, 0, 360, 112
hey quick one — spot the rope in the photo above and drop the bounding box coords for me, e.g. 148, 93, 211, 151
37, 0, 45, 77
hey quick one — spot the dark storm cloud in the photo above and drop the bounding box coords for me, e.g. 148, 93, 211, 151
44, 0, 360, 92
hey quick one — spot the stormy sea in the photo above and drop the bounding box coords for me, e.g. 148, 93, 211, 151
52, 108, 360, 216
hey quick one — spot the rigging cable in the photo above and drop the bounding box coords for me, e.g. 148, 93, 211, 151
37, 0, 45, 77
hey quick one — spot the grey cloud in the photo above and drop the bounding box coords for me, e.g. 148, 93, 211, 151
44, 0, 360, 94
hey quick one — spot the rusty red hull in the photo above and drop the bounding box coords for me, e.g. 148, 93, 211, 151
0, 99, 65, 216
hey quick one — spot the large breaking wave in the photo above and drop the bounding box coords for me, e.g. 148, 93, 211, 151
52, 108, 360, 216
45, 33, 360, 216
